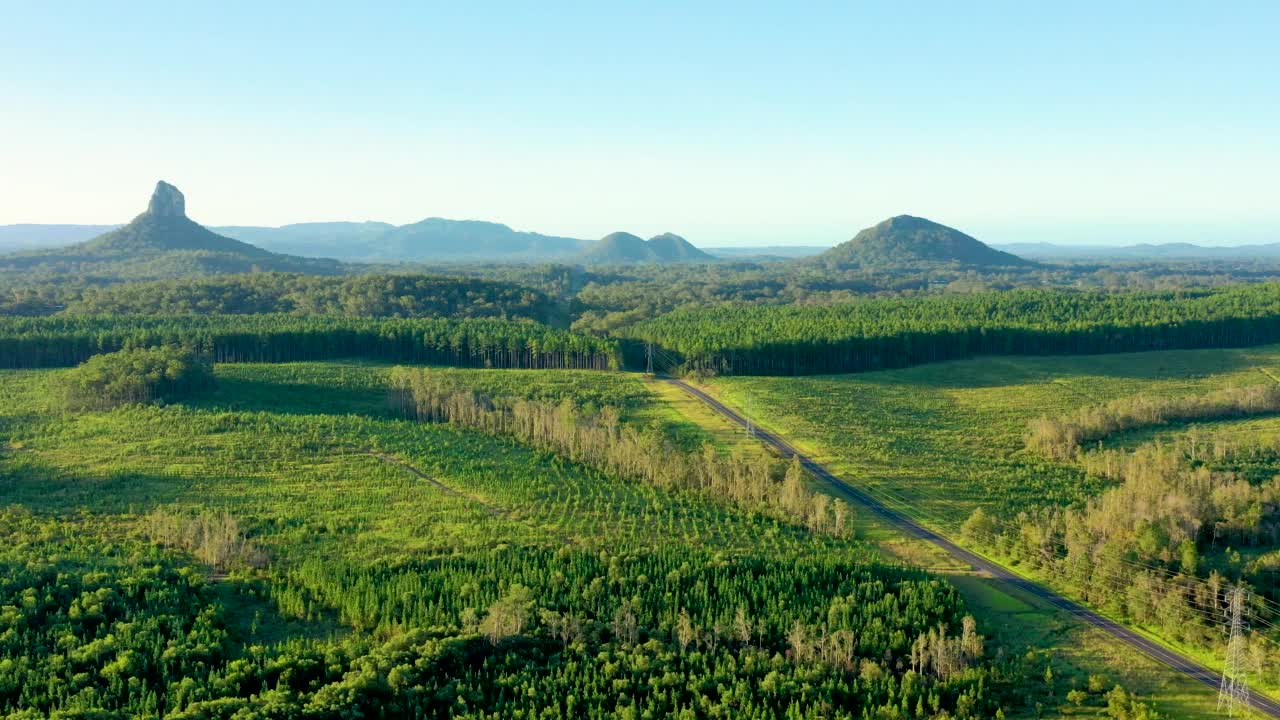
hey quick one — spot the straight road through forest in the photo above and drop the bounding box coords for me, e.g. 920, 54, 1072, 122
666, 378, 1280, 719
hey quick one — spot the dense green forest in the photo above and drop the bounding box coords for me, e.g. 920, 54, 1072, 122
8, 254, 1280, 333
0, 315, 618, 370
624, 285, 1280, 375
28, 278, 1265, 379
0, 273, 558, 322
0, 507, 1019, 719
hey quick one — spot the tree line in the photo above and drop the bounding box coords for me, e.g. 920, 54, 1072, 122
0, 315, 619, 370
621, 285, 1280, 375
388, 367, 856, 537
0, 272, 559, 322
1026, 383, 1280, 459
967, 418, 1280, 677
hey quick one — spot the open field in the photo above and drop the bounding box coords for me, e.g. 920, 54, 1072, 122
665, 374, 1271, 719
705, 345, 1280, 526
687, 346, 1280, 718
5, 361, 1048, 718
5, 355, 1275, 716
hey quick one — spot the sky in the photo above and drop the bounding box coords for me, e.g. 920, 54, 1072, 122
2, 2, 1278, 248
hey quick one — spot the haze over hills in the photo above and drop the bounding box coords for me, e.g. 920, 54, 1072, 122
215, 222, 396, 258
372, 218, 587, 262
0, 182, 343, 280
6, 203, 1276, 268
705, 245, 831, 260
993, 241, 1280, 260
0, 224, 120, 252
817, 215, 1030, 269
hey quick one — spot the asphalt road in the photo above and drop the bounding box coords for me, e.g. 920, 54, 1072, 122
667, 377, 1280, 719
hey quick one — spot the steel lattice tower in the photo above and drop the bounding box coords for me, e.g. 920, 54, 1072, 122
1218, 585, 1251, 717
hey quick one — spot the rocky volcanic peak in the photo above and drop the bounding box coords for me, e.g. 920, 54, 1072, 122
147, 181, 186, 218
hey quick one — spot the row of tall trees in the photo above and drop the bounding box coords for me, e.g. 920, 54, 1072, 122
1026, 383, 1280, 459
0, 315, 619, 369
622, 285, 1280, 375
388, 367, 856, 536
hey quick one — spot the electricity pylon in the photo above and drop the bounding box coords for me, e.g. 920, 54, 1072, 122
1218, 585, 1250, 717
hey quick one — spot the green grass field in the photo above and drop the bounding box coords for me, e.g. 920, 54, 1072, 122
2, 362, 857, 561
693, 345, 1280, 719
705, 345, 1280, 527
3, 357, 1265, 717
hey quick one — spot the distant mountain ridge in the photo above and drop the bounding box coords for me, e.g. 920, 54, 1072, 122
818, 215, 1030, 269
993, 241, 1280, 260
218, 219, 587, 262
215, 222, 395, 258
0, 202, 718, 264
0, 224, 121, 252
374, 218, 587, 262
5, 208, 1277, 266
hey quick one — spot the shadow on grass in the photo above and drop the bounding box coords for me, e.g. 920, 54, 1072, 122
193, 375, 395, 418
800, 346, 1266, 390
1, 450, 216, 514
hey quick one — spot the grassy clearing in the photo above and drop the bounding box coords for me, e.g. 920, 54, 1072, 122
4, 361, 1050, 718
706, 345, 1280, 527
3, 363, 856, 561
678, 347, 1280, 718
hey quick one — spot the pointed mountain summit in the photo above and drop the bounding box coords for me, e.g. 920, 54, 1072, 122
579, 231, 715, 264
0, 181, 342, 279
816, 215, 1029, 269
77, 180, 275, 256
148, 180, 186, 217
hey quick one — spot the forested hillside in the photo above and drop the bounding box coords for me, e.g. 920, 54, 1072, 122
0, 182, 343, 281
817, 215, 1030, 269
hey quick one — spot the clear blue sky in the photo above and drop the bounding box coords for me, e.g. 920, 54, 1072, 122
3, 2, 1278, 247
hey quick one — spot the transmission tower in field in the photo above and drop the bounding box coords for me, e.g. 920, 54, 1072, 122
1218, 585, 1250, 717
645, 341, 653, 376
